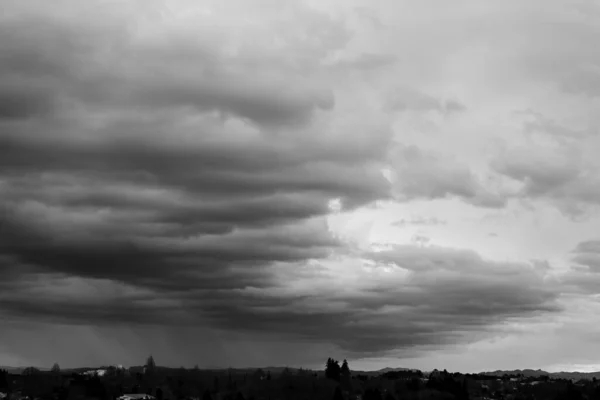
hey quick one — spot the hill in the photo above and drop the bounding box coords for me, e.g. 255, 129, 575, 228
483, 369, 551, 377
482, 369, 600, 380
376, 367, 414, 373
0, 366, 51, 374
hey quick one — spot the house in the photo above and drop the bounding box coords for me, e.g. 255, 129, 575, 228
82, 370, 107, 378
117, 395, 156, 400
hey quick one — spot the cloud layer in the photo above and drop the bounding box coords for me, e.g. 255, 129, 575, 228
0, 0, 397, 358
1, 0, 599, 371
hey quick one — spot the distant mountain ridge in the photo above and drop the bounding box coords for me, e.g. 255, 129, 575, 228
0, 366, 113, 375
0, 366, 50, 374
482, 369, 600, 380
3, 364, 600, 380
483, 369, 551, 377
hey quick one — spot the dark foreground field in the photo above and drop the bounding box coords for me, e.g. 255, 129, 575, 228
2, 359, 600, 400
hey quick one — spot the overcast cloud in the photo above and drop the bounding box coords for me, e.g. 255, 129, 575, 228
1, 0, 599, 373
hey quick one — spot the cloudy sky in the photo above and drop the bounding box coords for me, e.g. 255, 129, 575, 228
1, 0, 600, 374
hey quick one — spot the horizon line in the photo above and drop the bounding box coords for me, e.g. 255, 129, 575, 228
2, 364, 600, 375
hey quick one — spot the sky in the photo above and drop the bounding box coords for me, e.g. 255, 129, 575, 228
1, 0, 600, 374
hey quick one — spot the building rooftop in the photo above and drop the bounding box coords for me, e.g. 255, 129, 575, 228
117, 395, 156, 400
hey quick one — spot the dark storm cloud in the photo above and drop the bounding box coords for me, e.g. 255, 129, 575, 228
0, 83, 55, 119
0, 0, 389, 297
0, 143, 390, 209
0, 8, 333, 128
0, 0, 564, 361
342, 245, 561, 353
0, 200, 340, 291
172, 244, 562, 355
0, 297, 184, 327
0, 0, 393, 343
0, 241, 563, 356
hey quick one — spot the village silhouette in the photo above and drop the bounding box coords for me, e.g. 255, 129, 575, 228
1, 355, 598, 400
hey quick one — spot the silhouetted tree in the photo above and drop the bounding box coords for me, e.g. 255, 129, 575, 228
325, 358, 341, 382
340, 360, 350, 376
340, 359, 352, 391
0, 369, 9, 393
22, 367, 43, 397
23, 367, 40, 376
202, 389, 213, 400
145, 355, 156, 375
51, 363, 61, 374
